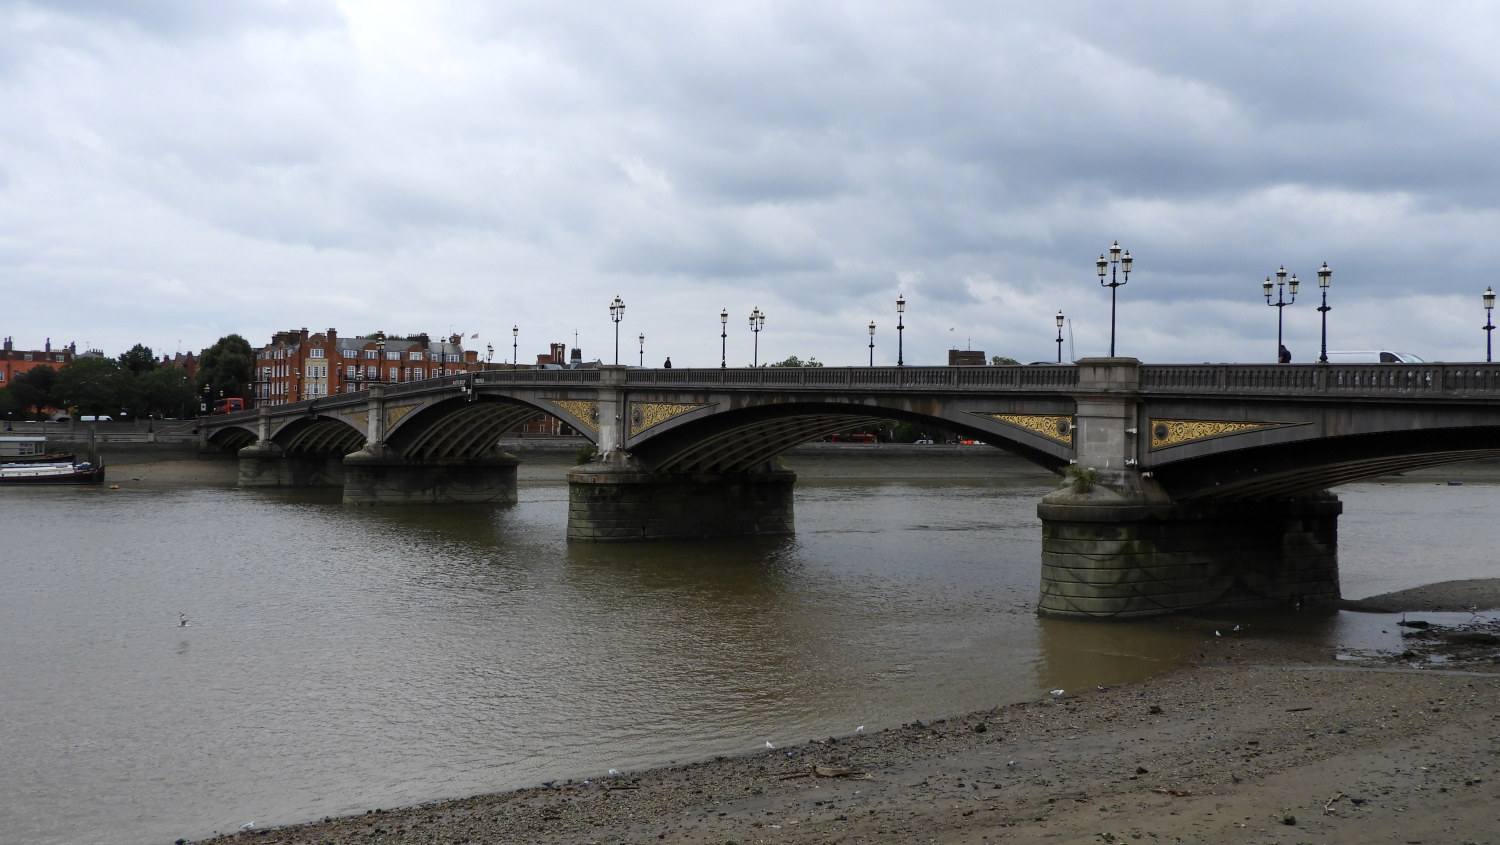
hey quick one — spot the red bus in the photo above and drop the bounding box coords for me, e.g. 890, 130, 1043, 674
210, 398, 246, 414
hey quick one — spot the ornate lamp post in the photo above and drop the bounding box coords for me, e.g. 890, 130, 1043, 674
749, 306, 765, 366
486, 343, 494, 367
719, 308, 728, 368
512, 325, 519, 368
1055, 311, 1065, 363
609, 295, 625, 365
896, 294, 906, 367
868, 320, 876, 366
638, 332, 645, 367
1262, 266, 1299, 362
375, 331, 386, 382
1485, 287, 1496, 363
1316, 263, 1332, 363
1095, 241, 1133, 357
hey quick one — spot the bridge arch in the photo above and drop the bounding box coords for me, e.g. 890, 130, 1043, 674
384, 395, 585, 460
625, 399, 1073, 474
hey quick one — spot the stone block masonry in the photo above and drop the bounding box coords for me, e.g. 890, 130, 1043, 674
567, 468, 796, 541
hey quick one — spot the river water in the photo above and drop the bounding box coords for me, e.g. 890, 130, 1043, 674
2, 455, 1497, 844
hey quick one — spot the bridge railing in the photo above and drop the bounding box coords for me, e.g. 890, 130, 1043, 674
1140, 363, 1500, 397
620, 365, 1080, 391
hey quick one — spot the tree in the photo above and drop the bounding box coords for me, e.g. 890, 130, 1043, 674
8, 365, 61, 417
990, 355, 1021, 365
119, 344, 158, 375
769, 355, 823, 368
136, 365, 198, 418
197, 334, 255, 399
56, 357, 128, 416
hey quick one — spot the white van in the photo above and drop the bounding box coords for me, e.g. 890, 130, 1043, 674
77, 415, 115, 422
1323, 351, 1425, 364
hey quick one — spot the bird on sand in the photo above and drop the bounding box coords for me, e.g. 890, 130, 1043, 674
765, 741, 775, 749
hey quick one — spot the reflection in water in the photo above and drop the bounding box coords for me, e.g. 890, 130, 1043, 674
1, 474, 1496, 845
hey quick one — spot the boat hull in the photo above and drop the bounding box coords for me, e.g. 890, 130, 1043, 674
0, 464, 106, 485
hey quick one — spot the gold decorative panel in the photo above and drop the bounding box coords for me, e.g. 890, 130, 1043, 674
1150, 419, 1275, 449
969, 412, 1074, 444
630, 402, 709, 436
384, 404, 416, 429
551, 399, 600, 434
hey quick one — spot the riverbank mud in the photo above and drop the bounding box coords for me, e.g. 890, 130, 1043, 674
195, 581, 1500, 845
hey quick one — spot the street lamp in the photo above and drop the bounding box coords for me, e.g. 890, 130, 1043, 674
1055, 311, 1065, 364
1096, 241, 1133, 357
638, 332, 645, 367
375, 331, 386, 382
896, 294, 906, 367
512, 325, 519, 369
868, 321, 876, 366
1262, 266, 1299, 362
486, 343, 494, 367
610, 295, 625, 365
1316, 263, 1332, 364
749, 306, 765, 366
719, 308, 728, 368
1485, 287, 1496, 363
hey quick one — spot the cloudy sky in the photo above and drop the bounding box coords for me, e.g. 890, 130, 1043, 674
4, 1, 1498, 368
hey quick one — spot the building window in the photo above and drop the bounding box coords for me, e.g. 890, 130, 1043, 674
309, 348, 324, 358
413, 368, 424, 379
23, 353, 32, 361
363, 349, 377, 359
385, 351, 400, 361
410, 352, 424, 361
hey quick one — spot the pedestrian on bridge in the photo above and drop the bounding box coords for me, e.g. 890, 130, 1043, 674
663, 357, 672, 368
1278, 344, 1292, 364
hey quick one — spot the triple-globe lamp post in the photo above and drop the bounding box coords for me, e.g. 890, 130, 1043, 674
609, 296, 625, 365
1262, 266, 1299, 362
749, 307, 765, 367
1095, 241, 1132, 357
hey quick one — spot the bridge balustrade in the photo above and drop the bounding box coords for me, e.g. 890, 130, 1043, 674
620, 365, 1079, 391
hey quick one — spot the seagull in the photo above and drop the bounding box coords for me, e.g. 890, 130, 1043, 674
1049, 689, 1064, 696
765, 741, 775, 749
179, 613, 188, 627
1232, 624, 1242, 632
608, 769, 620, 775
855, 726, 865, 734
1214, 630, 1221, 637
240, 822, 254, 831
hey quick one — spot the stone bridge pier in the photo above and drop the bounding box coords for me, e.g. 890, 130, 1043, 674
340, 385, 519, 506
565, 367, 796, 540
1036, 358, 1341, 619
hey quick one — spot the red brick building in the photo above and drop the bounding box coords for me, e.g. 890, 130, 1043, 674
252, 328, 483, 406
2, 337, 80, 387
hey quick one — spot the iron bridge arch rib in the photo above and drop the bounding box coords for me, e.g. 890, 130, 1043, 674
203, 422, 258, 453
1151, 426, 1500, 502
1137, 386, 1500, 501
623, 397, 1077, 475
271, 414, 367, 456
383, 394, 580, 461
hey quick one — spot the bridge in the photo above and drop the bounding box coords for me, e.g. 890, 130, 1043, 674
202, 358, 1500, 619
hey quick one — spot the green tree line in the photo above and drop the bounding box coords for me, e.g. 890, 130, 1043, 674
0, 335, 254, 421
